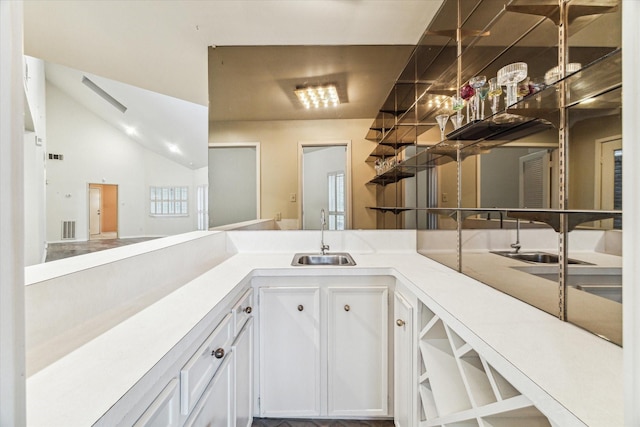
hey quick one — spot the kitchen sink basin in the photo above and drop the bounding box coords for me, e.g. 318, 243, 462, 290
292, 253, 356, 266
491, 251, 591, 265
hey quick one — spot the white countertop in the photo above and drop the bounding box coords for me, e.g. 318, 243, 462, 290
25, 232, 623, 427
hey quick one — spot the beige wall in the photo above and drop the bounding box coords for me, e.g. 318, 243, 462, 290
210, 118, 377, 229
569, 114, 622, 210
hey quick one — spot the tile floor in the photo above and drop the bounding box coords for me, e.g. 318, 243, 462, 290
252, 420, 394, 427
45, 237, 157, 262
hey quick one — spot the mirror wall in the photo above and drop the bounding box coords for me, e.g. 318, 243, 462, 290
23, 58, 208, 265
363, 0, 622, 345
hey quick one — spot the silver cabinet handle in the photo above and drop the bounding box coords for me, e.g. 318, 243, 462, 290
244, 306, 252, 314
212, 348, 225, 359
297, 305, 304, 312
396, 319, 406, 327
344, 304, 350, 312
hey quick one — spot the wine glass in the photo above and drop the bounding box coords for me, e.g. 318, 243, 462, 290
450, 113, 464, 130
488, 77, 502, 114
451, 94, 464, 112
497, 62, 527, 108
477, 84, 490, 119
468, 76, 486, 121
435, 114, 449, 141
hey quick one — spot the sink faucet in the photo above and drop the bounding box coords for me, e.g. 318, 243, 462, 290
510, 218, 521, 253
320, 208, 329, 255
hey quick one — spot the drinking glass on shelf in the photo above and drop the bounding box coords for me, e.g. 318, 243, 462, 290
435, 114, 449, 141
497, 62, 527, 108
451, 95, 464, 112
468, 76, 486, 121
488, 77, 503, 114
450, 113, 464, 130
477, 84, 490, 119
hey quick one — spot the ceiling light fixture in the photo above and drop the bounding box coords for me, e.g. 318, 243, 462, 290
124, 125, 137, 136
168, 143, 181, 154
81, 76, 127, 113
294, 84, 340, 109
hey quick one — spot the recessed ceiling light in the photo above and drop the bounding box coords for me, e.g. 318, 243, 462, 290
168, 143, 181, 154
294, 84, 340, 109
124, 125, 136, 136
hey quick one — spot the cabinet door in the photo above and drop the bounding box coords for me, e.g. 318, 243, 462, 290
259, 287, 321, 417
180, 314, 232, 416
184, 354, 232, 427
133, 378, 180, 427
233, 317, 253, 427
394, 291, 414, 427
327, 287, 388, 417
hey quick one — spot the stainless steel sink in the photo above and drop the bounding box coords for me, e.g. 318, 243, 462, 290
491, 251, 591, 265
292, 253, 356, 266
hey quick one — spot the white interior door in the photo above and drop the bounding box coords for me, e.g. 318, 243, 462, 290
89, 187, 101, 235
208, 144, 260, 227
599, 138, 622, 229
299, 142, 351, 230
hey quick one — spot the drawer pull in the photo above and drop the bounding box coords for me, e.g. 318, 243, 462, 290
396, 319, 406, 327
344, 304, 351, 312
297, 305, 304, 312
212, 348, 225, 359
244, 306, 252, 314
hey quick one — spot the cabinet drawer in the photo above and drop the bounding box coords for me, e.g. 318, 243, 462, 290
183, 353, 233, 427
232, 288, 254, 336
180, 314, 232, 416
133, 378, 179, 427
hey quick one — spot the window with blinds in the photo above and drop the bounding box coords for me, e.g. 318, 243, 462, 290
150, 186, 188, 217
327, 171, 345, 230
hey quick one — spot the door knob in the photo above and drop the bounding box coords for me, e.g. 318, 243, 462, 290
297, 305, 304, 311
244, 306, 252, 314
396, 319, 406, 327
212, 348, 225, 359
344, 304, 350, 312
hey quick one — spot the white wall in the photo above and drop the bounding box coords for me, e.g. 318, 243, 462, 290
0, 2, 26, 424
623, 0, 640, 423
45, 82, 200, 241
23, 56, 47, 265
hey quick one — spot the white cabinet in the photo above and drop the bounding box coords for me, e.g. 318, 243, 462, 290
415, 300, 552, 426
258, 284, 389, 418
259, 287, 321, 417
181, 288, 255, 427
133, 378, 180, 427
233, 317, 253, 427
184, 354, 233, 427
327, 287, 388, 417
180, 314, 232, 416
393, 291, 415, 427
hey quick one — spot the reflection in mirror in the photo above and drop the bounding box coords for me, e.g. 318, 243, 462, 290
24, 59, 208, 265
568, 87, 622, 220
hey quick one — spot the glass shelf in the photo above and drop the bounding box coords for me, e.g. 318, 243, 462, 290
367, 47, 621, 186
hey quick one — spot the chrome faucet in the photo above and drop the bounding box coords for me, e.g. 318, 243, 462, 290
320, 208, 329, 255
510, 218, 521, 253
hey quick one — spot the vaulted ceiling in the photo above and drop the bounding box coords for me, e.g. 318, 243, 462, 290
23, 1, 443, 168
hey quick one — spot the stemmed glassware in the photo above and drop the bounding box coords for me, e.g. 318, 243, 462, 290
468, 75, 486, 121
450, 114, 464, 130
449, 94, 465, 130
497, 62, 527, 108
477, 84, 489, 119
488, 77, 502, 114
435, 114, 449, 141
